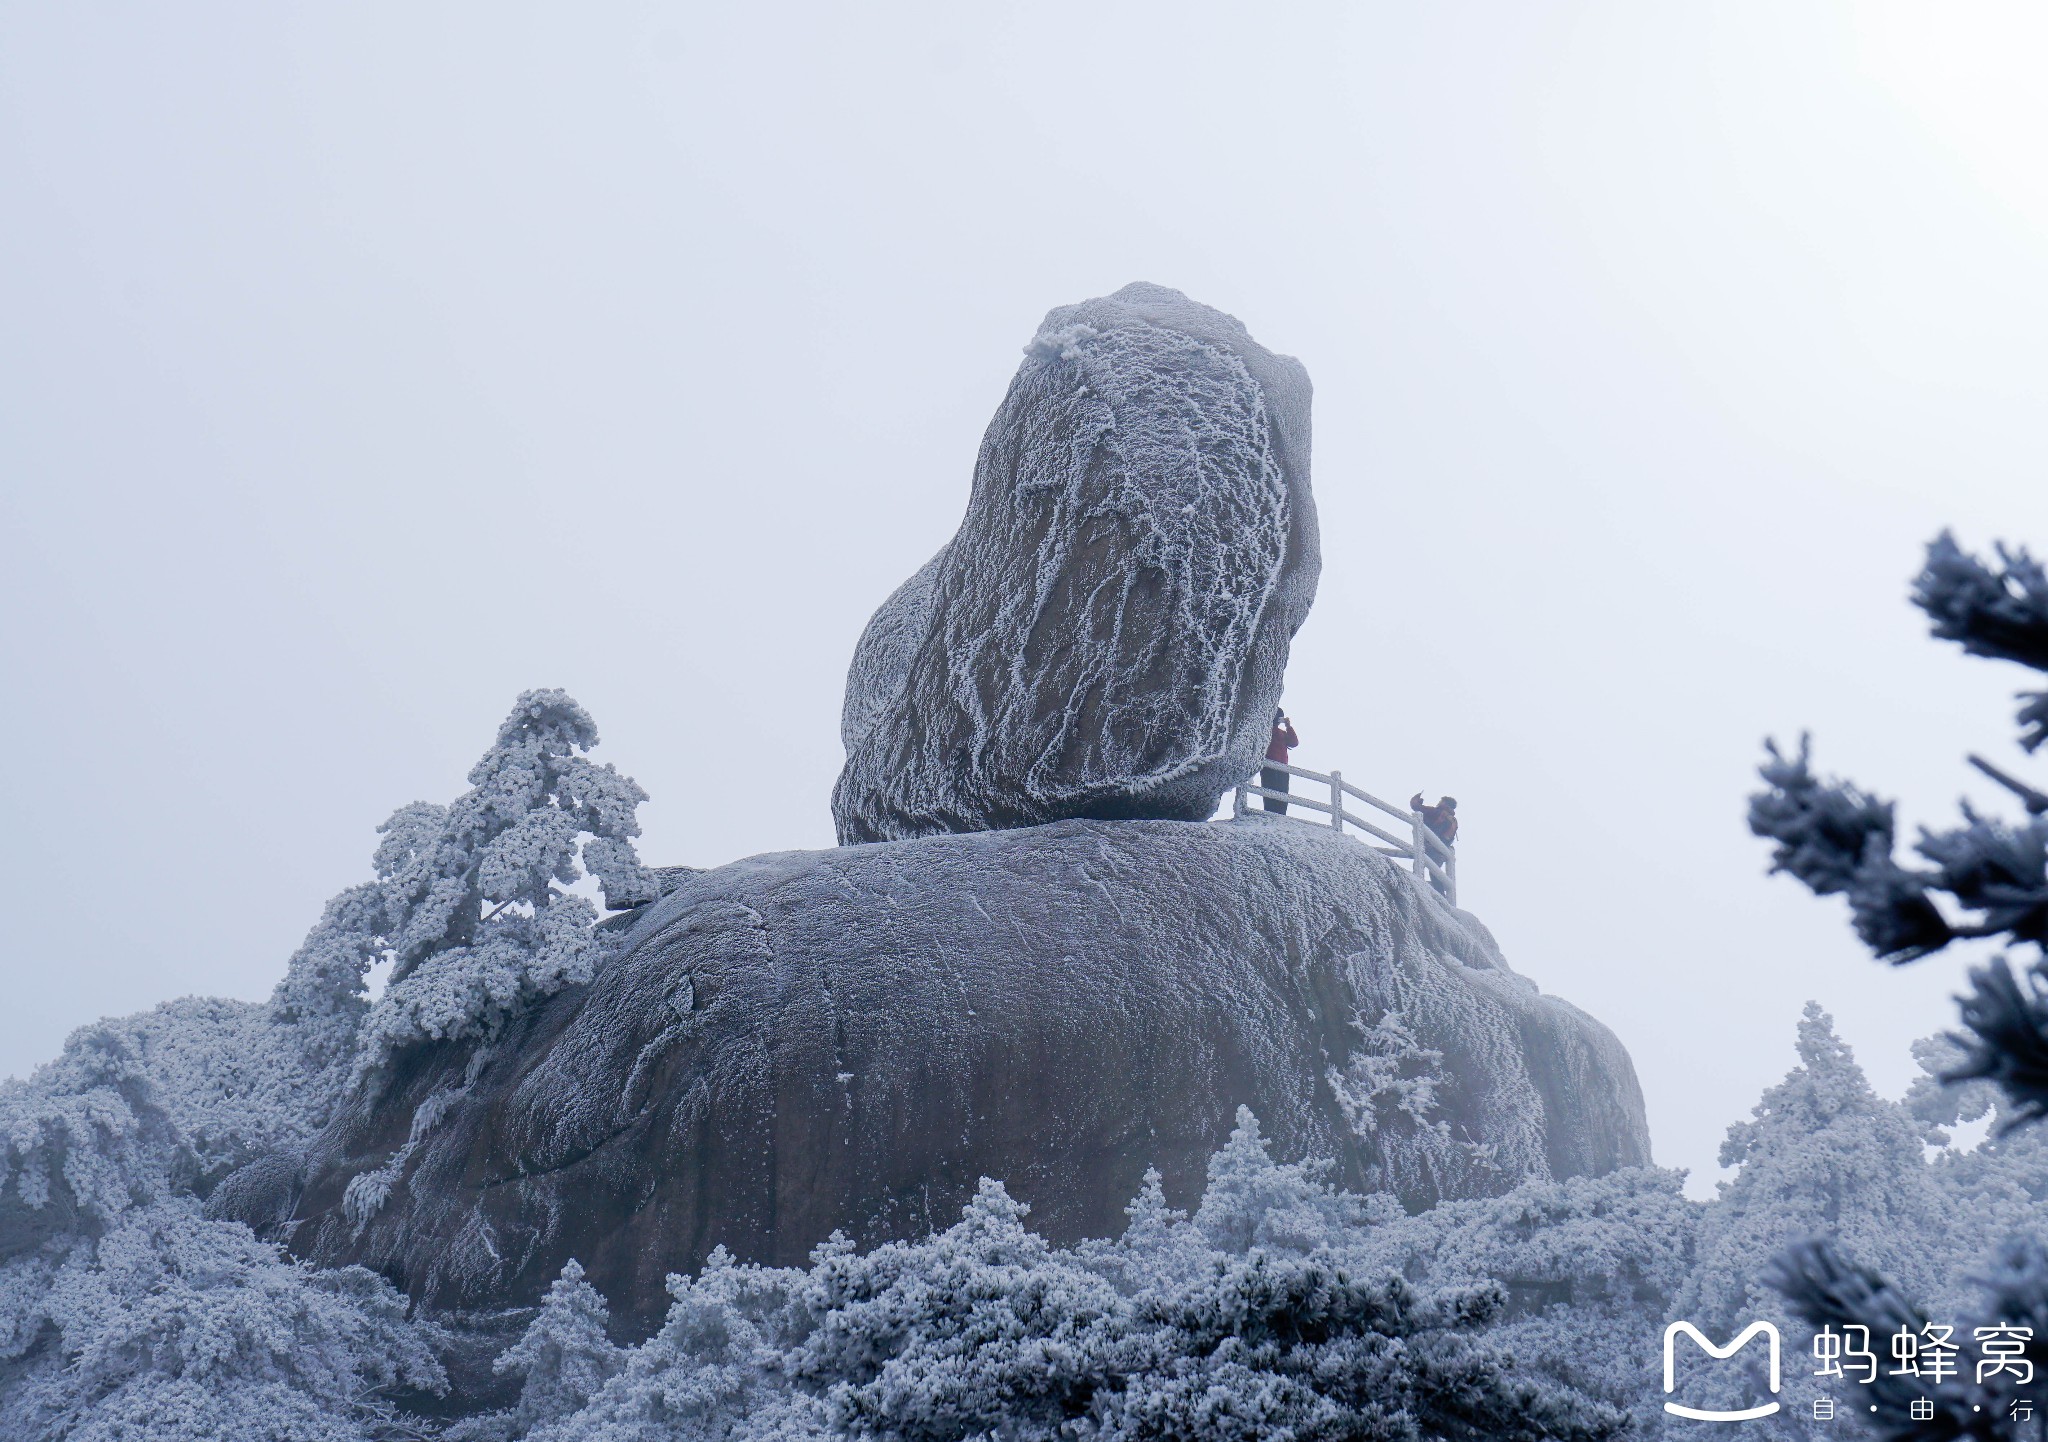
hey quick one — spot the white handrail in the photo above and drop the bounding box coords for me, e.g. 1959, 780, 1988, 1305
1235, 761, 1459, 906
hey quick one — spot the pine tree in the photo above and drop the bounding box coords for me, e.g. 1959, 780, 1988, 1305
1353, 1164, 1698, 1434
1749, 534, 2048, 1082
1750, 531, 2048, 1439
1, 691, 656, 1439
1670, 1007, 1956, 1435
1696, 1005, 1948, 1314
351, 689, 657, 1087
494, 1259, 625, 1437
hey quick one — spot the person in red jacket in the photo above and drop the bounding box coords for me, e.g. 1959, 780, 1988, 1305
1262, 708, 1300, 813
1409, 793, 1458, 894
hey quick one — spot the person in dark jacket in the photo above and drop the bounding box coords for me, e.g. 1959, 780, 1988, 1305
1410, 793, 1457, 894
1262, 709, 1299, 813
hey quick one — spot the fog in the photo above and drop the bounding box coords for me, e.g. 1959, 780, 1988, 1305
4, 2, 2046, 1193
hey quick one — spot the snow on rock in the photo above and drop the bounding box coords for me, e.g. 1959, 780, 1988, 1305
831, 282, 1320, 845
291, 815, 1649, 1336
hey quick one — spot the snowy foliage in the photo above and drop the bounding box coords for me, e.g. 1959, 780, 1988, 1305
1701, 1004, 1949, 1304
1356, 1165, 1695, 1432
1770, 1236, 2040, 1442
0, 993, 343, 1263
1749, 734, 1955, 961
13, 982, 2048, 1436
1673, 1007, 1956, 1435
497, 1260, 627, 1433
263, 690, 659, 1228
1751, 532, 2048, 1042
1, 1024, 175, 1234
508, 1110, 1624, 1442
448, 1259, 627, 1441
348, 689, 657, 1087
1749, 527, 2048, 1435
0, 689, 651, 1439
0, 1200, 444, 1441
1914, 532, 2048, 752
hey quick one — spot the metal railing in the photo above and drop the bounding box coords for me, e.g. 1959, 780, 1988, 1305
1233, 762, 1457, 905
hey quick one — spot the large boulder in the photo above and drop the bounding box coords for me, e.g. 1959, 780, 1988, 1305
831, 282, 1321, 845
291, 817, 1650, 1337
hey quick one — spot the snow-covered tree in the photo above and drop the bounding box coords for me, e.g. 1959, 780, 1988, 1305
1671, 1005, 1958, 1435
527, 1110, 1625, 1442
349, 689, 658, 1087
1749, 533, 2048, 1104
1, 1023, 176, 1239
0, 1199, 444, 1442
1358, 1165, 1698, 1434
487, 1259, 628, 1438
1689, 1005, 1952, 1318
1186, 1105, 1397, 1256
1749, 530, 2048, 1438
0, 1015, 450, 1439
0, 688, 656, 1440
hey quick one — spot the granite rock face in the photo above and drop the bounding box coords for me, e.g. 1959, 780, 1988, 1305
831, 282, 1320, 845
292, 817, 1650, 1337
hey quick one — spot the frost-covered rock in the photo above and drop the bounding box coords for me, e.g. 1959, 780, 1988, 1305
831, 282, 1321, 844
293, 815, 1649, 1335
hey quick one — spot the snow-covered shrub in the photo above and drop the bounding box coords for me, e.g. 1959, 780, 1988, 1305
0, 1006, 447, 1435
0, 1200, 444, 1442
1184, 1105, 1397, 1257
518, 1110, 1624, 1442
533, 1246, 823, 1441
1, 1024, 175, 1236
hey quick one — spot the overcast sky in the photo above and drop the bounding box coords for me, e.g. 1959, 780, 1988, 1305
5, 2, 2046, 1193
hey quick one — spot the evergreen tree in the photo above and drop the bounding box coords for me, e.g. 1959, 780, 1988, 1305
1674, 1006, 1956, 1436
1, 689, 656, 1441
1357, 1164, 1698, 1434
495, 1260, 627, 1437
1750, 531, 2048, 1438
1749, 534, 2048, 1092
351, 688, 658, 1087
1913, 1034, 2048, 1278
1689, 1004, 1949, 1323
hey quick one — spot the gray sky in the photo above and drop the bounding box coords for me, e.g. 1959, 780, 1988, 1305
5, 2, 2046, 1194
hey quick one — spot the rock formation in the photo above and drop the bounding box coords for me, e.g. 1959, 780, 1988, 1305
271, 284, 1652, 1348
831, 282, 1320, 845
291, 817, 1650, 1338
